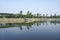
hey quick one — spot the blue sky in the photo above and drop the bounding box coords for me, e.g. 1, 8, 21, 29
0, 0, 60, 15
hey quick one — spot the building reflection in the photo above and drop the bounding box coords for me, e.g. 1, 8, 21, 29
0, 20, 60, 30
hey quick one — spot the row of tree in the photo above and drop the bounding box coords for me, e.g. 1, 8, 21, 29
19, 11, 60, 18
0, 11, 60, 18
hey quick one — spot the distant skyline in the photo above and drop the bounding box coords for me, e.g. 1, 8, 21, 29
0, 0, 60, 15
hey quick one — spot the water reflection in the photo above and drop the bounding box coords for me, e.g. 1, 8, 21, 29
0, 20, 60, 40
0, 20, 60, 30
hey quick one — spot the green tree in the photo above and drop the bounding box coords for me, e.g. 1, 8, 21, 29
39, 14, 41, 18
27, 11, 32, 18
37, 13, 39, 18
43, 14, 45, 18
19, 10, 22, 18
50, 14, 52, 18
20, 10, 22, 15
46, 14, 48, 18
54, 14, 56, 18
27, 11, 29, 18
29, 12, 32, 18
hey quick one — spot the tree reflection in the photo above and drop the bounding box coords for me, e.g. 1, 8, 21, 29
50, 20, 60, 25
0, 20, 60, 30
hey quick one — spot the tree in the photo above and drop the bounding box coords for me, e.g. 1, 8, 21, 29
29, 12, 32, 18
37, 13, 39, 18
27, 11, 32, 18
39, 14, 41, 18
43, 14, 45, 18
19, 10, 22, 18
46, 14, 48, 18
27, 11, 29, 14
20, 10, 22, 15
50, 14, 52, 18
54, 14, 56, 18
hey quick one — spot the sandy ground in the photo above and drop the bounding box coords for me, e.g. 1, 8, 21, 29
0, 18, 25, 23
0, 18, 60, 23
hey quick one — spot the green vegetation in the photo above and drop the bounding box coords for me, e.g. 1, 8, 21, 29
0, 11, 60, 18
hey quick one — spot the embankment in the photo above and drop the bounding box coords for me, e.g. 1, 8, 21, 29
0, 18, 60, 23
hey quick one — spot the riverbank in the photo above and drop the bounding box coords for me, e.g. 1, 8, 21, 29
0, 18, 25, 23
0, 18, 60, 23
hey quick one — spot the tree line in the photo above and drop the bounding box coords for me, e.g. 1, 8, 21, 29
0, 11, 60, 18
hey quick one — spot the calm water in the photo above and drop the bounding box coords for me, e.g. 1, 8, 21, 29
0, 20, 60, 40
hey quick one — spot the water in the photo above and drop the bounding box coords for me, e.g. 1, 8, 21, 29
0, 20, 60, 40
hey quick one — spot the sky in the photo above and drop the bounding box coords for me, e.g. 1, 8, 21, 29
0, 0, 60, 15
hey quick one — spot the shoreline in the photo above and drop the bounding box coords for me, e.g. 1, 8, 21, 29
0, 18, 60, 23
